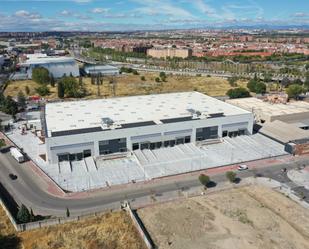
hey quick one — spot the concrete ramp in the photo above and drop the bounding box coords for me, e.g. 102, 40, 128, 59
85, 157, 97, 172
59, 161, 71, 174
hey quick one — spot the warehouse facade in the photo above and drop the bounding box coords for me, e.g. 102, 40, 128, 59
43, 92, 254, 164
20, 54, 79, 79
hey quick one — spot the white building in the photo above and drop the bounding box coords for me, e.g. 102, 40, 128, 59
0, 55, 4, 66
43, 92, 254, 164
84, 65, 119, 76
20, 53, 79, 79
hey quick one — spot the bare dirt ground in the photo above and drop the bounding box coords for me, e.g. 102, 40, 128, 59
138, 185, 309, 249
0, 208, 146, 249
5, 72, 246, 99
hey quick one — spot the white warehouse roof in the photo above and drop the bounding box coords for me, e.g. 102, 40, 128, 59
21, 54, 76, 66
44, 92, 251, 137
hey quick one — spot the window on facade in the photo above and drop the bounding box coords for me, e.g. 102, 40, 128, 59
176, 138, 184, 145
119, 148, 127, 152
150, 143, 156, 150
58, 154, 69, 162
76, 153, 83, 161
238, 129, 246, 136
99, 140, 109, 146
141, 143, 149, 150
185, 136, 191, 143
196, 128, 203, 133
156, 142, 162, 148
132, 143, 139, 150
83, 150, 91, 158
69, 154, 76, 161
118, 138, 126, 143
102, 150, 111, 155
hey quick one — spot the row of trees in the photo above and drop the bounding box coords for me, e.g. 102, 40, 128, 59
32, 66, 87, 98
57, 76, 87, 98
16, 204, 70, 224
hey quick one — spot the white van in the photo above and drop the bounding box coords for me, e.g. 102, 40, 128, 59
10, 147, 25, 163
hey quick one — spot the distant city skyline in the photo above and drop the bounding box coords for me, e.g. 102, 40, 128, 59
0, 0, 308, 31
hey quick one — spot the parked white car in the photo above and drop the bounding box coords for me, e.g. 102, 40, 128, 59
237, 164, 248, 171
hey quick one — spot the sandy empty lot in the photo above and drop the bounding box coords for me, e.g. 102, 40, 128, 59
138, 185, 309, 249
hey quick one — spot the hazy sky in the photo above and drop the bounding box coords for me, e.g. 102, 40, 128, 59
0, 0, 308, 31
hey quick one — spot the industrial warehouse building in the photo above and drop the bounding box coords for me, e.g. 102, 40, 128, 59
84, 64, 119, 76
43, 92, 254, 164
20, 53, 79, 79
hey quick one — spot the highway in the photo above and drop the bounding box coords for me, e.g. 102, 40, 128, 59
0, 148, 308, 217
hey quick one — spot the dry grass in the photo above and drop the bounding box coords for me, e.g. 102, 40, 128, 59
0, 206, 15, 236
0, 207, 146, 249
5, 72, 246, 100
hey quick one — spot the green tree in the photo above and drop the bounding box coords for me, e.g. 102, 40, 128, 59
50, 74, 55, 87
228, 76, 238, 87
254, 82, 267, 94
286, 84, 304, 99
57, 81, 65, 98
32, 67, 50, 84
36, 85, 50, 96
0, 95, 18, 116
159, 72, 166, 78
25, 85, 30, 95
140, 76, 146, 81
17, 91, 26, 109
17, 204, 31, 223
66, 207, 70, 217
160, 72, 167, 81
226, 171, 237, 183
155, 77, 161, 83
59, 76, 86, 98
247, 78, 257, 92
30, 208, 35, 222
199, 174, 210, 187
226, 87, 250, 99
304, 71, 309, 88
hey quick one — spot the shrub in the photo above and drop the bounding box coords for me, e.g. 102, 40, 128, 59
25, 86, 30, 95
132, 70, 139, 75
226, 171, 237, 183
155, 77, 161, 83
36, 85, 50, 96
199, 174, 210, 187
140, 76, 146, 81
286, 84, 304, 99
17, 204, 31, 223
228, 77, 238, 87
226, 87, 250, 99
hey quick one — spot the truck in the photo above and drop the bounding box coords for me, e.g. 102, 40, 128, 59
10, 147, 25, 163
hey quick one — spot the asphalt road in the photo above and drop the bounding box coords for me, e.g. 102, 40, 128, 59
0, 148, 308, 217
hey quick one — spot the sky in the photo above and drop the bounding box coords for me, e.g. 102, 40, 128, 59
0, 0, 308, 31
